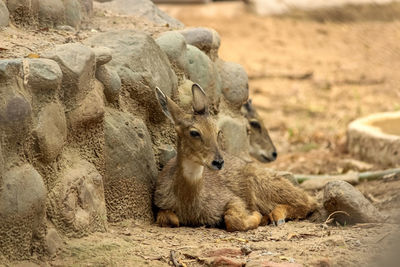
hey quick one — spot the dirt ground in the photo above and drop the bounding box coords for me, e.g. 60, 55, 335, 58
2, 2, 400, 267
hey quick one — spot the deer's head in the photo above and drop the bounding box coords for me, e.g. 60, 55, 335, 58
156, 84, 224, 170
242, 99, 277, 163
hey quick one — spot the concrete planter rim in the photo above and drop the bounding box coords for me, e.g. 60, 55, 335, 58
348, 111, 400, 141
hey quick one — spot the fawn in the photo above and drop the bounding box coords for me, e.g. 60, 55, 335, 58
154, 84, 316, 231
242, 99, 277, 163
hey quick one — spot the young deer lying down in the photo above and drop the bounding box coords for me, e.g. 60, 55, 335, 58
154, 84, 316, 231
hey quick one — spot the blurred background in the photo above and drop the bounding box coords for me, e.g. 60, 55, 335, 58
158, 0, 400, 175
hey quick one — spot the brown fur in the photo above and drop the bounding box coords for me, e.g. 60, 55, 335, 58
241, 99, 277, 163
154, 85, 316, 231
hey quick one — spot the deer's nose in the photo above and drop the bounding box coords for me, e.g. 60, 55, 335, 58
211, 159, 224, 170
272, 151, 278, 160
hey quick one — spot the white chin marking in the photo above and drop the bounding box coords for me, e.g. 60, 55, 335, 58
182, 159, 204, 181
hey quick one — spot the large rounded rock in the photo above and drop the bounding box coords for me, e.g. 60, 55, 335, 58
93, 0, 183, 28
64, 0, 82, 28
27, 59, 63, 93
34, 102, 67, 162
95, 65, 121, 103
2, 95, 32, 124
0, 93, 32, 145
323, 180, 384, 224
41, 43, 96, 108
47, 154, 107, 237
104, 108, 157, 222
185, 45, 222, 109
179, 27, 221, 61
85, 30, 177, 98
67, 85, 105, 129
0, 164, 47, 259
217, 114, 252, 161
92, 46, 112, 67
156, 31, 188, 74
177, 79, 195, 112
38, 0, 65, 27
217, 60, 249, 108
0, 0, 9, 27
0, 60, 33, 148
79, 0, 93, 16
6, 0, 39, 26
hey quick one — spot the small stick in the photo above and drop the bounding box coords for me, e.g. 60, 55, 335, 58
376, 232, 391, 243
294, 168, 400, 184
170, 250, 183, 267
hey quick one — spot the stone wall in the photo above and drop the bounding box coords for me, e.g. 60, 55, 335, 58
0, 0, 251, 260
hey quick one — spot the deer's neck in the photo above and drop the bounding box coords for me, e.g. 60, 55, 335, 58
174, 145, 204, 199
181, 158, 204, 181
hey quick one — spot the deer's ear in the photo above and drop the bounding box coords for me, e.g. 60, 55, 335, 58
192, 83, 208, 115
155, 87, 185, 124
155, 87, 172, 120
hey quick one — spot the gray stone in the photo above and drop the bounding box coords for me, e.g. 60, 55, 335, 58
3, 95, 32, 123
41, 43, 96, 108
155, 31, 188, 73
0, 164, 47, 259
68, 86, 105, 128
323, 180, 384, 224
0, 164, 46, 216
104, 108, 157, 222
217, 114, 252, 161
85, 30, 177, 98
47, 154, 107, 237
64, 0, 82, 28
44, 228, 63, 257
0, 60, 33, 146
38, 0, 65, 27
185, 45, 222, 108
92, 46, 112, 66
94, 0, 183, 28
6, 0, 39, 26
179, 27, 221, 61
79, 0, 93, 16
177, 79, 195, 112
27, 59, 63, 92
35, 102, 67, 162
0, 59, 21, 81
217, 60, 249, 107
0, 0, 9, 27
95, 65, 121, 103
158, 144, 176, 168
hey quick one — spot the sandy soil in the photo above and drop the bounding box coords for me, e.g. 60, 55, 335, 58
2, 2, 400, 266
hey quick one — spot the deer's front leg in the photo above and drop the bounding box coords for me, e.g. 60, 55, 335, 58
157, 209, 180, 228
224, 199, 262, 232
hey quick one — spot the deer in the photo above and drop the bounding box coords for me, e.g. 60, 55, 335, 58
154, 84, 316, 231
242, 99, 277, 163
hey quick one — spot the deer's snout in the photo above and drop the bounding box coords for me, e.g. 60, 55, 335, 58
211, 154, 224, 170
261, 150, 278, 162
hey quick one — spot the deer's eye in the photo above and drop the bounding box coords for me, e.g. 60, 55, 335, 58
190, 130, 201, 138
250, 120, 261, 131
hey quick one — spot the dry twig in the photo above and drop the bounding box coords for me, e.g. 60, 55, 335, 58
170, 250, 183, 267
